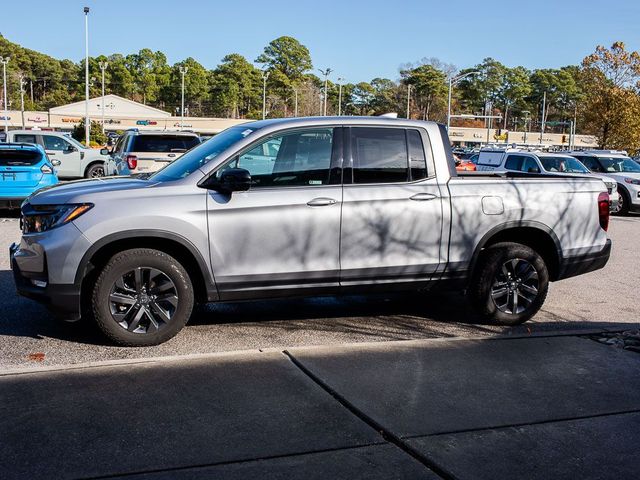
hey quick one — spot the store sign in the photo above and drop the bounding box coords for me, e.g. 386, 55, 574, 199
174, 122, 192, 128
136, 120, 158, 126
62, 117, 81, 123
104, 119, 122, 125
449, 131, 464, 137
28, 116, 47, 123
0, 116, 10, 121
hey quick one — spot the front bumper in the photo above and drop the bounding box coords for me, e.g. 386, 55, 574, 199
10, 243, 82, 321
557, 239, 612, 280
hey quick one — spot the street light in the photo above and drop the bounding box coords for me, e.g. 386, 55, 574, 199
318, 68, 332, 116
261, 70, 270, 120
291, 85, 298, 117
84, 6, 90, 146
337, 77, 344, 116
406, 83, 411, 119
1, 56, 9, 133
18, 73, 25, 129
179, 66, 188, 130
98, 61, 108, 133
446, 70, 479, 130
522, 110, 530, 144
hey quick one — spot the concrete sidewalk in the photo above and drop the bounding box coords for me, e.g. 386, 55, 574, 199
1, 334, 639, 479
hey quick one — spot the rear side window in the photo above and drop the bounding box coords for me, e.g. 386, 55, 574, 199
14, 134, 37, 144
0, 149, 43, 166
407, 130, 428, 181
351, 127, 408, 184
578, 157, 602, 172
130, 135, 200, 153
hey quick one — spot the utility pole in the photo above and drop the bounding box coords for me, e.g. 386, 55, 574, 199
18, 73, 25, 129
261, 70, 269, 120
84, 6, 90, 146
30, 78, 33, 104
539, 91, 547, 145
179, 66, 188, 130
1, 57, 9, 133
318, 68, 332, 116
337, 78, 344, 116
99, 61, 108, 133
406, 84, 411, 119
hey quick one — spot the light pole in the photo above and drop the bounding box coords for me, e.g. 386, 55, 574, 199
337, 77, 344, 116
83, 6, 90, 146
406, 83, 411, 119
1, 57, 10, 133
179, 66, 188, 130
522, 110, 530, 144
447, 71, 479, 130
292, 85, 298, 117
318, 68, 332, 116
539, 91, 547, 145
99, 61, 108, 133
18, 73, 25, 129
261, 70, 269, 120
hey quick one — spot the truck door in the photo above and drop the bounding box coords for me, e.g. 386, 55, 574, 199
340, 127, 443, 286
42, 134, 81, 178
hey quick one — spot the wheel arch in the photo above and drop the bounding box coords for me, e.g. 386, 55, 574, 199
469, 221, 563, 282
77, 230, 217, 306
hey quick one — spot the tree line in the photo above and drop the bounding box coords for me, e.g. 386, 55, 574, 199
1, 34, 639, 152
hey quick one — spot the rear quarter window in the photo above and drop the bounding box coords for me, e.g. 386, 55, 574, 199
130, 135, 200, 153
0, 149, 43, 166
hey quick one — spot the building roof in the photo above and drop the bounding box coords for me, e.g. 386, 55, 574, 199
49, 94, 171, 118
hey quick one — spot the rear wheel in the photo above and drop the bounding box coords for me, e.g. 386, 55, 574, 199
85, 162, 105, 178
469, 242, 549, 326
91, 248, 194, 346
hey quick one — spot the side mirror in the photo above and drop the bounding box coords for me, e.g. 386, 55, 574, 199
527, 167, 540, 173
65, 144, 77, 153
200, 168, 252, 194
51, 159, 61, 166
100, 148, 109, 155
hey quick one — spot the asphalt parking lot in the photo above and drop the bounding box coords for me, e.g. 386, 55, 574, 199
0, 212, 638, 371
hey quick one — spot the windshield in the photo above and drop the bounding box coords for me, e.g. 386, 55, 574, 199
598, 157, 640, 173
64, 135, 87, 150
150, 126, 257, 181
540, 156, 589, 173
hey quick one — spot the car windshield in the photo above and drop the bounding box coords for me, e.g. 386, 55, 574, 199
598, 157, 640, 173
150, 126, 257, 181
64, 136, 87, 149
540, 156, 589, 173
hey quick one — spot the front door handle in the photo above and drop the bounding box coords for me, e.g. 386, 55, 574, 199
307, 197, 337, 207
410, 193, 438, 201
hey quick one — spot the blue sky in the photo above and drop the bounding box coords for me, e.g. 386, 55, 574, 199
2, 0, 639, 83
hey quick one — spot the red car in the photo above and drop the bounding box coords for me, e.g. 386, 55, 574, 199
454, 154, 477, 172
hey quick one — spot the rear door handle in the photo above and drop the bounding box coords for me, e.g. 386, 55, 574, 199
307, 197, 337, 207
410, 193, 438, 201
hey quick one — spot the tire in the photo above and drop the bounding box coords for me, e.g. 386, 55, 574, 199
613, 186, 630, 216
91, 248, 194, 346
85, 162, 105, 179
469, 242, 549, 326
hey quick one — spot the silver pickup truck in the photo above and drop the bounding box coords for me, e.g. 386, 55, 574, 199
10, 117, 611, 346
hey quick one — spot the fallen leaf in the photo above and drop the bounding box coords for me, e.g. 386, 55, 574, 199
27, 352, 45, 362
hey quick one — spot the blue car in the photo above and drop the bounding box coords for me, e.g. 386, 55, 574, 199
0, 143, 59, 209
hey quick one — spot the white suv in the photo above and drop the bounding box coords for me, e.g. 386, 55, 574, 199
6, 130, 109, 179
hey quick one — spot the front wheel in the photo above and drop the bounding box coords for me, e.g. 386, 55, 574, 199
91, 248, 194, 346
85, 162, 105, 178
469, 242, 549, 326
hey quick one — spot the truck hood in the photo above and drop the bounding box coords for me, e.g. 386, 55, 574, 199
26, 176, 154, 205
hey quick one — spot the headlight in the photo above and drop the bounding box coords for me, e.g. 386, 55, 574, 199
21, 203, 93, 234
624, 177, 640, 185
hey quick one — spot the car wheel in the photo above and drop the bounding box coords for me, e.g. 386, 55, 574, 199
613, 187, 630, 216
85, 163, 105, 178
469, 242, 549, 326
91, 248, 194, 346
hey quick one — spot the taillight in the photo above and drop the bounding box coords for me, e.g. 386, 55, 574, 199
598, 192, 610, 231
126, 155, 138, 170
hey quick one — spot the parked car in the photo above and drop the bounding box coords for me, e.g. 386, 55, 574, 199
4, 130, 109, 179
454, 154, 477, 172
107, 130, 201, 176
0, 143, 58, 208
474, 148, 619, 211
567, 150, 640, 215
11, 117, 611, 346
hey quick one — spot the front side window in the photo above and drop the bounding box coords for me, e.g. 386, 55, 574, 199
217, 129, 334, 188
522, 157, 540, 173
43, 135, 68, 151
540, 156, 589, 173
352, 127, 408, 184
598, 157, 640, 173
